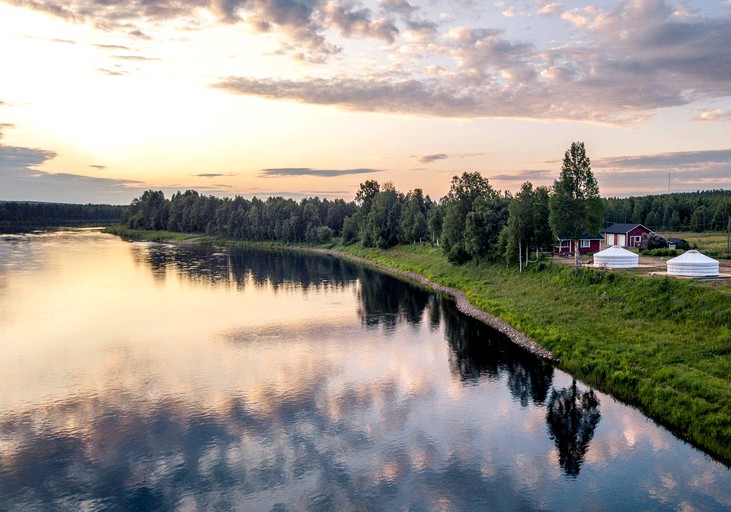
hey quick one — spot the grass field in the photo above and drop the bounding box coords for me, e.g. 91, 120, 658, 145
660, 231, 730, 257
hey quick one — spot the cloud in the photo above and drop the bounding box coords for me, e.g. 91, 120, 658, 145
491, 170, 554, 181
93, 43, 131, 50
97, 68, 128, 76
0, 123, 16, 140
6, 0, 406, 61
0, 143, 143, 203
211, 1, 731, 123
537, 2, 563, 16
694, 109, 731, 122
418, 153, 449, 164
594, 149, 731, 170
324, 2, 399, 43
89, 164, 107, 170
260, 167, 381, 177
112, 54, 161, 61
8, 0, 731, 123
235, 189, 351, 200
194, 173, 234, 178
0, 144, 56, 171
593, 148, 731, 195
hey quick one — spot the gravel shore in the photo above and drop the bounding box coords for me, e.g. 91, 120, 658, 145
307, 248, 558, 363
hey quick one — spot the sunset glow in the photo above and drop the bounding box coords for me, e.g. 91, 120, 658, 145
1, 0, 730, 204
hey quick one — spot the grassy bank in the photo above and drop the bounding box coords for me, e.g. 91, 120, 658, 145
104, 225, 207, 243
106, 227, 731, 465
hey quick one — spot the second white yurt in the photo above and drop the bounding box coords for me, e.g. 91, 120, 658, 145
667, 250, 719, 277
593, 245, 639, 268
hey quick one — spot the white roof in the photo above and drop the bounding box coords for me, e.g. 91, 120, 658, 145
667, 250, 719, 277
593, 245, 639, 268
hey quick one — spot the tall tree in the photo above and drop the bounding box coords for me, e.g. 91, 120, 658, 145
364, 182, 403, 249
441, 172, 496, 263
400, 188, 428, 244
503, 182, 552, 271
549, 142, 604, 272
354, 180, 380, 246
464, 194, 509, 261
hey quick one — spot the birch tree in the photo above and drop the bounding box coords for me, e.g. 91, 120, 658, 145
549, 142, 604, 272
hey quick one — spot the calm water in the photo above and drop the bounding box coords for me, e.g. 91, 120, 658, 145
0, 229, 728, 511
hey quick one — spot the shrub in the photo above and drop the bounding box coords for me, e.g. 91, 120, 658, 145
642, 233, 667, 250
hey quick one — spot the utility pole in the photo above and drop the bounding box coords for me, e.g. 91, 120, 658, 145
727, 215, 730, 258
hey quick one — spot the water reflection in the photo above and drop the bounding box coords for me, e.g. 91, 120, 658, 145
356, 269, 433, 329
443, 303, 555, 406
1, 233, 729, 511
546, 380, 602, 478
132, 243, 359, 292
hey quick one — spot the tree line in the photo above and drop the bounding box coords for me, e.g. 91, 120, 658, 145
603, 190, 731, 232
0, 201, 125, 226
122, 142, 604, 270
123, 189, 358, 245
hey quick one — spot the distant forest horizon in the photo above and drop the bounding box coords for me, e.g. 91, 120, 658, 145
2, 187, 731, 234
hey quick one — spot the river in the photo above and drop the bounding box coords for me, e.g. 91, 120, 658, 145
0, 229, 728, 511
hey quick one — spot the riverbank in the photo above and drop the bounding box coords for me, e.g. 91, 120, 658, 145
105, 226, 731, 465
307, 247, 557, 362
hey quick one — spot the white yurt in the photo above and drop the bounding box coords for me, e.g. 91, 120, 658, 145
593, 245, 639, 268
667, 250, 719, 277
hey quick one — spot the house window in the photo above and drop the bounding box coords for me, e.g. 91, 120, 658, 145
630, 235, 642, 246
580, 240, 591, 248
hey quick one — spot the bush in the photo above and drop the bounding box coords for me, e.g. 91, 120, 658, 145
642, 233, 667, 250
644, 248, 680, 257
317, 226, 333, 244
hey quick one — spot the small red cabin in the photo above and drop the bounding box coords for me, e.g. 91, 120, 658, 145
555, 234, 603, 255
602, 223, 652, 248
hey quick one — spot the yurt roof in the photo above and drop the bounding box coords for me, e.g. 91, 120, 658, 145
667, 250, 718, 265
594, 245, 637, 257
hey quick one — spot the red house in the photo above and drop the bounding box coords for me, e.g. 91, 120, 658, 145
555, 233, 603, 254
602, 223, 653, 248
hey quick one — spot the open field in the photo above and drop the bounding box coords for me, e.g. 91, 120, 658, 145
660, 231, 731, 257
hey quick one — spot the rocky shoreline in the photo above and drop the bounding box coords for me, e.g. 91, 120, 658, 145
307, 247, 558, 363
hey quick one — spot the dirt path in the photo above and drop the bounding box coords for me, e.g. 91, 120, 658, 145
305, 248, 558, 363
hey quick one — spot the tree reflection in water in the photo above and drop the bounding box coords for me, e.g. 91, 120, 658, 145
356, 267, 432, 329
546, 379, 601, 477
442, 302, 554, 405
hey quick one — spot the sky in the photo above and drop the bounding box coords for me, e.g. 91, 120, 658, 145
1, 0, 730, 205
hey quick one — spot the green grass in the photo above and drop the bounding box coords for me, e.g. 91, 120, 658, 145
104, 225, 206, 242
106, 227, 731, 465
660, 231, 731, 258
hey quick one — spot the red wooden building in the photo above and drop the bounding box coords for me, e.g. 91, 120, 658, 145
601, 223, 652, 248
555, 233, 603, 255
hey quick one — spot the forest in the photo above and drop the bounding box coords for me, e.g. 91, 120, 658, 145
0, 201, 125, 227
119, 181, 731, 265
604, 190, 731, 232
119, 142, 730, 265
